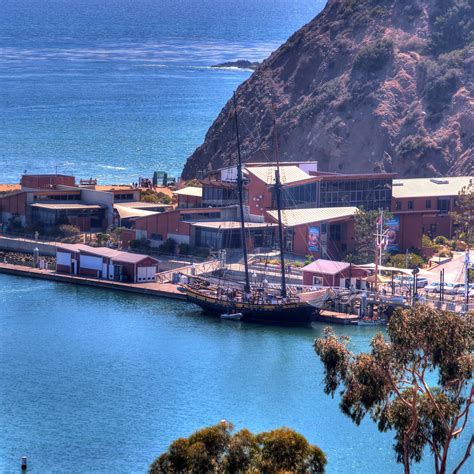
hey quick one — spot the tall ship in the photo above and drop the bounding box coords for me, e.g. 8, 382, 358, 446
183, 94, 323, 325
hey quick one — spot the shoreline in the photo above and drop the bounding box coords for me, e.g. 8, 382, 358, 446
0, 262, 187, 301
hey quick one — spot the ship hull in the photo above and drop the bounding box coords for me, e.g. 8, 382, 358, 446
184, 286, 315, 326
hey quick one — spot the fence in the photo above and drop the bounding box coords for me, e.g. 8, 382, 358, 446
0, 255, 56, 271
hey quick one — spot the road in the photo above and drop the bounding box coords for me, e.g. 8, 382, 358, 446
426, 251, 472, 284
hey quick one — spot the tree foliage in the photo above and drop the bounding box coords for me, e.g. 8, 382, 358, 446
314, 306, 474, 474
352, 209, 392, 264
150, 422, 327, 473
429, 0, 474, 55
353, 38, 394, 74
388, 253, 425, 269
452, 181, 474, 248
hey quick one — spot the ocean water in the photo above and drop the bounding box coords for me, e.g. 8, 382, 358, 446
0, 0, 323, 184
3, 274, 471, 473
1, 2, 472, 473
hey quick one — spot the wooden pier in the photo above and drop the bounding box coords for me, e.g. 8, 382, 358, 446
0, 262, 187, 300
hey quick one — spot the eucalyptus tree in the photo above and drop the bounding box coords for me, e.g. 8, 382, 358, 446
315, 305, 473, 474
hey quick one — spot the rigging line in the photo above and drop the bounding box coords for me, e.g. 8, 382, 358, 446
239, 114, 275, 164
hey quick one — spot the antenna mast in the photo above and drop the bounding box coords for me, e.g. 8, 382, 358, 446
272, 108, 287, 298
233, 92, 251, 294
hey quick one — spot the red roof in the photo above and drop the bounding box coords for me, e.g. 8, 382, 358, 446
112, 253, 158, 264
301, 259, 350, 276
56, 244, 158, 264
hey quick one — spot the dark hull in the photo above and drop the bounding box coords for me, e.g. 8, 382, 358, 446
185, 288, 315, 326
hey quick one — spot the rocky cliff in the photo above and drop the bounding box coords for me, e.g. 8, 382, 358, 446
182, 0, 473, 179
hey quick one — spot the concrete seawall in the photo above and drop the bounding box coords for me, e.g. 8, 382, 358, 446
0, 262, 187, 300
0, 236, 59, 256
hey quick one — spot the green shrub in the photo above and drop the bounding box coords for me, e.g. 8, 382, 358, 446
397, 135, 435, 159
95, 232, 110, 246
422, 234, 433, 248
353, 38, 394, 74
158, 238, 177, 254
422, 61, 461, 114
434, 235, 450, 245
428, 0, 474, 55
141, 189, 174, 205
129, 238, 151, 250
178, 243, 190, 255
388, 253, 425, 269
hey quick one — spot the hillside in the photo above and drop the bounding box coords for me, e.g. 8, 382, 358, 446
182, 0, 473, 179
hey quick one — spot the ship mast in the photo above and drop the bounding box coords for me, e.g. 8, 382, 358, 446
273, 116, 287, 298
232, 92, 251, 294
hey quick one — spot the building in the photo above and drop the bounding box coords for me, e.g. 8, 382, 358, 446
56, 244, 159, 283
190, 221, 275, 250
302, 259, 368, 288
204, 163, 394, 217
247, 164, 319, 216
0, 174, 142, 232
266, 207, 358, 259
390, 176, 473, 251
174, 186, 203, 208
133, 205, 269, 249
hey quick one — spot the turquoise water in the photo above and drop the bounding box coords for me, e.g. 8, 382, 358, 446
1, 1, 472, 472
0, 0, 323, 183
2, 274, 470, 472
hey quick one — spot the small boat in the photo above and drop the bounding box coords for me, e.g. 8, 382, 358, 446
220, 312, 243, 321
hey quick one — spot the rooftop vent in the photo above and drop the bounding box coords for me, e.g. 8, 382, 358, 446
430, 178, 449, 185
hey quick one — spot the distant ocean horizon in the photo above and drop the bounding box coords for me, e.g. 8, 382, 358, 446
0, 0, 324, 184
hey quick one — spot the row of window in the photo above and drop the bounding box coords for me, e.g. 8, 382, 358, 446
320, 190, 391, 204
202, 186, 239, 202
320, 179, 392, 192
34, 194, 79, 201
395, 198, 451, 212
180, 212, 221, 221
114, 193, 134, 201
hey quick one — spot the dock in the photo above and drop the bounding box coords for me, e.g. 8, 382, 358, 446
315, 309, 359, 325
0, 262, 187, 300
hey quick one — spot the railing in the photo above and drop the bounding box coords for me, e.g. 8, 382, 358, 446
0, 255, 56, 271
0, 229, 84, 245
155, 259, 221, 284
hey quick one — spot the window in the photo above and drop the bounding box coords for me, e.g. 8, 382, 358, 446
396, 201, 402, 211
313, 276, 323, 286
426, 200, 431, 209
330, 224, 341, 241
437, 198, 450, 213
408, 201, 414, 210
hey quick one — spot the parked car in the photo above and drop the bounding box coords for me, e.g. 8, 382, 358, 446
424, 282, 442, 293
395, 276, 428, 289
445, 283, 465, 295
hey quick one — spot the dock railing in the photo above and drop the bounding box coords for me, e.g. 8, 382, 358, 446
155, 259, 221, 284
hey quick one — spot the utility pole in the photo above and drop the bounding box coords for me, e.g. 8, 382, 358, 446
465, 250, 470, 307
374, 210, 389, 294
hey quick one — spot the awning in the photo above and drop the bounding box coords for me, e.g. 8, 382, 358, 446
114, 204, 158, 219
355, 263, 413, 275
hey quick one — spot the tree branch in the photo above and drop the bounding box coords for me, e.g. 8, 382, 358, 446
453, 435, 474, 474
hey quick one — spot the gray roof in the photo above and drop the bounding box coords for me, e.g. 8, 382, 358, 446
267, 207, 358, 227
392, 177, 473, 199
